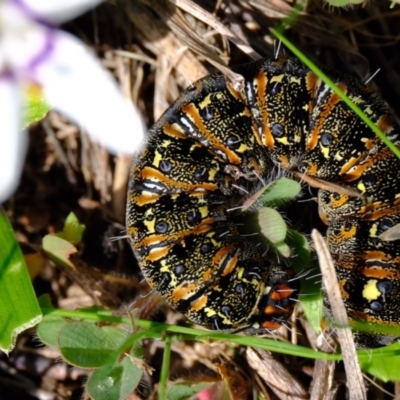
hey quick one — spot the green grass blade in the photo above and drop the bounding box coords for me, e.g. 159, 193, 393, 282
0, 208, 42, 353
159, 335, 172, 400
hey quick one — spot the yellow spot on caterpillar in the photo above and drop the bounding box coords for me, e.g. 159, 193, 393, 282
276, 136, 289, 145
199, 94, 212, 109
205, 308, 217, 317
153, 149, 163, 166
320, 142, 330, 159
369, 223, 378, 238
270, 74, 284, 83
334, 152, 343, 161
289, 76, 301, 84
143, 215, 155, 233
357, 181, 366, 193
199, 205, 209, 219
362, 279, 380, 302
364, 106, 373, 115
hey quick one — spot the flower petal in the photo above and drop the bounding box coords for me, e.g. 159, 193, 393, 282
0, 75, 28, 203
34, 30, 145, 155
10, 0, 104, 25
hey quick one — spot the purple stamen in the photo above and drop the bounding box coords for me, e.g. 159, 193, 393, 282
10, 0, 55, 27
28, 28, 55, 72
0, 69, 15, 80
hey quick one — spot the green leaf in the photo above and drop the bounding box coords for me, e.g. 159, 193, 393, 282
43, 214, 85, 269
359, 343, 400, 381
286, 229, 310, 272
284, 229, 322, 333
273, 242, 291, 258
101, 326, 130, 347
42, 234, 77, 269
36, 314, 68, 347
56, 212, 85, 245
260, 177, 301, 208
131, 343, 144, 359
22, 84, 51, 128
258, 208, 287, 243
38, 294, 55, 309
301, 290, 323, 336
291, 246, 323, 335
167, 382, 214, 400
58, 321, 125, 368
258, 207, 290, 257
0, 209, 42, 353
86, 355, 143, 400
242, 177, 300, 212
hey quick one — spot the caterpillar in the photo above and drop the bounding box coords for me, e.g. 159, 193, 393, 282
126, 56, 400, 348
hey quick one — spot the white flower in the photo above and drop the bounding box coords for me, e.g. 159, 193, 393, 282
0, 0, 145, 202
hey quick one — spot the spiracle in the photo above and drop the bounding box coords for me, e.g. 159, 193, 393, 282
126, 56, 400, 348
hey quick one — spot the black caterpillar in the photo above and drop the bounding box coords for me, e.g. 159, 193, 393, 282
126, 56, 400, 348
